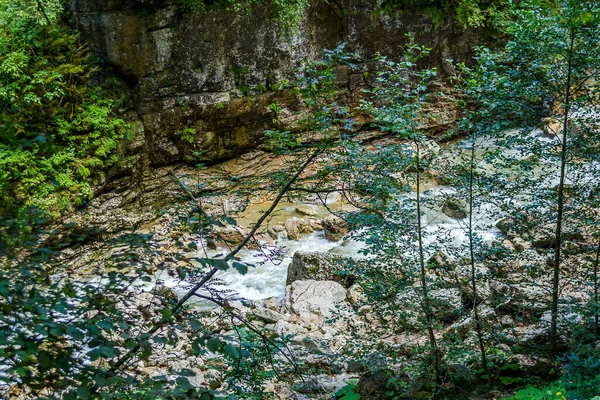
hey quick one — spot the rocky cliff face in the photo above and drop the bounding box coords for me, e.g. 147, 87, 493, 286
70, 0, 478, 171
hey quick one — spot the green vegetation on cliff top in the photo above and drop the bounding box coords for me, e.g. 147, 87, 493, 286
0, 0, 129, 219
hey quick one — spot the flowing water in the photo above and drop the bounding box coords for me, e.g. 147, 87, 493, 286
158, 129, 591, 303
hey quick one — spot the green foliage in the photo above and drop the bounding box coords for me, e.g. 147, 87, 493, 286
470, 0, 600, 361
336, 382, 360, 399
0, 0, 129, 219
503, 381, 567, 400
181, 127, 197, 143
336, 34, 447, 395
379, 0, 504, 30
172, 0, 308, 30
265, 43, 357, 153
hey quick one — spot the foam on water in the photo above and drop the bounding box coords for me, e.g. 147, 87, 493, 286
217, 231, 363, 300
162, 131, 593, 302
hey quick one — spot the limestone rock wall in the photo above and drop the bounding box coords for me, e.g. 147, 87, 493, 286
70, 0, 478, 170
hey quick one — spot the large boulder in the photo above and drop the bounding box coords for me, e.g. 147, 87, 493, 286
272, 320, 308, 338
287, 251, 355, 287
442, 197, 467, 219
531, 223, 584, 248
284, 217, 316, 240
430, 288, 463, 322
496, 217, 584, 248
284, 280, 347, 317
321, 214, 348, 242
394, 286, 463, 326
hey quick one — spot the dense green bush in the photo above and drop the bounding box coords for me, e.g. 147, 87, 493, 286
0, 0, 129, 219
380, 0, 508, 31
167, 0, 309, 29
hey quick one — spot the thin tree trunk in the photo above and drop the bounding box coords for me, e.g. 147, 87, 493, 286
467, 134, 492, 389
593, 235, 600, 336
549, 25, 575, 362
416, 140, 440, 394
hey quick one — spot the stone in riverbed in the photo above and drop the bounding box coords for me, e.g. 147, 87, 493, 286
321, 214, 348, 242
287, 250, 355, 287
295, 205, 317, 216
284, 217, 314, 240
252, 307, 287, 323
262, 296, 279, 311
442, 197, 467, 219
267, 223, 286, 240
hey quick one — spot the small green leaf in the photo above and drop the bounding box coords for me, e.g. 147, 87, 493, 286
100, 345, 117, 358
190, 320, 203, 330
140, 340, 152, 359
206, 338, 222, 353
199, 258, 229, 271
37, 351, 51, 367
232, 261, 249, 275
222, 344, 240, 359
191, 338, 202, 355
161, 307, 172, 320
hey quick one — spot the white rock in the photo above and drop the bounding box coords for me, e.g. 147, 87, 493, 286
285, 280, 347, 317
296, 205, 317, 216
284, 217, 314, 240
253, 307, 287, 323
347, 283, 366, 305
500, 315, 514, 327
273, 320, 308, 337
262, 296, 279, 311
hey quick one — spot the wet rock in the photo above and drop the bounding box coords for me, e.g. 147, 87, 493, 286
295, 205, 317, 216
262, 296, 279, 311
327, 238, 356, 255
267, 223, 286, 240
321, 214, 348, 242
284, 217, 314, 240
287, 251, 355, 287
213, 225, 250, 246
252, 307, 287, 323
442, 197, 467, 219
